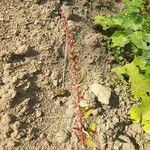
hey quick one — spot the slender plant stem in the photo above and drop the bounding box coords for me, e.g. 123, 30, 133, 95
61, 11, 87, 150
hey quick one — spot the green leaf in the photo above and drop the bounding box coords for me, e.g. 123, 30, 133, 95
113, 57, 150, 102
86, 122, 96, 135
86, 138, 97, 148
124, 0, 144, 13
133, 56, 147, 70
83, 108, 93, 119
130, 31, 149, 50
84, 129, 97, 148
133, 57, 150, 77
122, 13, 143, 31
110, 31, 130, 47
143, 33, 150, 43
94, 15, 122, 30
130, 101, 150, 133
129, 104, 142, 123
88, 122, 96, 132
145, 65, 150, 77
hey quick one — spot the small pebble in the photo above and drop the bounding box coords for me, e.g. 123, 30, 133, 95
36, 110, 42, 118
16, 44, 29, 55
61, 4, 73, 19
55, 130, 71, 143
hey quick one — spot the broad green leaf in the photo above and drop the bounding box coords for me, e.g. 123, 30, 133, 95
94, 16, 122, 30
112, 17, 123, 26
142, 102, 150, 129
86, 138, 97, 148
143, 122, 150, 133
143, 33, 150, 43
113, 57, 150, 102
130, 31, 149, 50
145, 65, 150, 77
113, 66, 126, 80
130, 101, 150, 133
94, 16, 111, 30
129, 104, 142, 123
133, 56, 147, 70
110, 31, 130, 47
122, 13, 143, 31
94, 0, 150, 134
133, 57, 150, 77
124, 0, 144, 13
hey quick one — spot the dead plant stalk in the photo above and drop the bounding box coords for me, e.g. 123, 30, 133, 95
60, 12, 87, 150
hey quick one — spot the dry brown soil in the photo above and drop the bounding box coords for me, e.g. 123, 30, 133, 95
0, 0, 147, 150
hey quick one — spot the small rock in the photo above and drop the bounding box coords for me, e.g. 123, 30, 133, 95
55, 130, 71, 143
16, 44, 29, 55
11, 130, 19, 139
1, 53, 13, 63
118, 135, 130, 142
84, 33, 101, 47
122, 143, 135, 150
113, 140, 122, 150
17, 98, 30, 116
12, 121, 21, 130
89, 83, 111, 104
61, 4, 73, 19
36, 110, 42, 118
66, 144, 73, 150
53, 80, 58, 87
61, 97, 68, 103
40, 132, 47, 139
42, 140, 52, 149
1, 113, 13, 125
112, 116, 119, 123
97, 132, 107, 146
54, 99, 63, 106
79, 100, 90, 107
51, 71, 60, 87
65, 103, 75, 128
70, 133, 79, 148
3, 126, 13, 138
68, 20, 75, 31
118, 135, 136, 149
84, 90, 96, 107
91, 109, 99, 116
7, 140, 19, 147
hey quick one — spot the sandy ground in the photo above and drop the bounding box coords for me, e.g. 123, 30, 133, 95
0, 0, 147, 150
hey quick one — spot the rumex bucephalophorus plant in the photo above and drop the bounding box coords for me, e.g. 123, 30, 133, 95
94, 0, 150, 133
61, 12, 97, 150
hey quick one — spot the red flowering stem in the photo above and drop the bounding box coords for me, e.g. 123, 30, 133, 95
61, 12, 87, 150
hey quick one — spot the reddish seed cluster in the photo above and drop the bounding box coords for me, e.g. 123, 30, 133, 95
60, 12, 87, 150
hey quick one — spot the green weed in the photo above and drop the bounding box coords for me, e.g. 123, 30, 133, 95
94, 0, 150, 133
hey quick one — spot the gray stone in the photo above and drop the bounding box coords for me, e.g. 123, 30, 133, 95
90, 83, 111, 104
